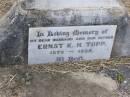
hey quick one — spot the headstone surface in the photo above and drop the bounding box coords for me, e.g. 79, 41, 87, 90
0, 0, 129, 64
28, 25, 117, 64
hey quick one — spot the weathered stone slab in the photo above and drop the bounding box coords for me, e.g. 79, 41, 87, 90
27, 72, 119, 97
0, 0, 129, 64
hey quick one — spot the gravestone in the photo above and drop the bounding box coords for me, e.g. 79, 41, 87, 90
0, 0, 129, 64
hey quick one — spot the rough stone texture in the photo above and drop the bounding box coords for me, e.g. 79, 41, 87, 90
26, 71, 119, 97
0, 0, 129, 64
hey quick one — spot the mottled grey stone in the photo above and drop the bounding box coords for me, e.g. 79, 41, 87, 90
26, 72, 118, 97
0, 0, 129, 64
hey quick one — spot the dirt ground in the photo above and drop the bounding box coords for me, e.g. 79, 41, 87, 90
122, 0, 130, 15
0, 0, 15, 18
